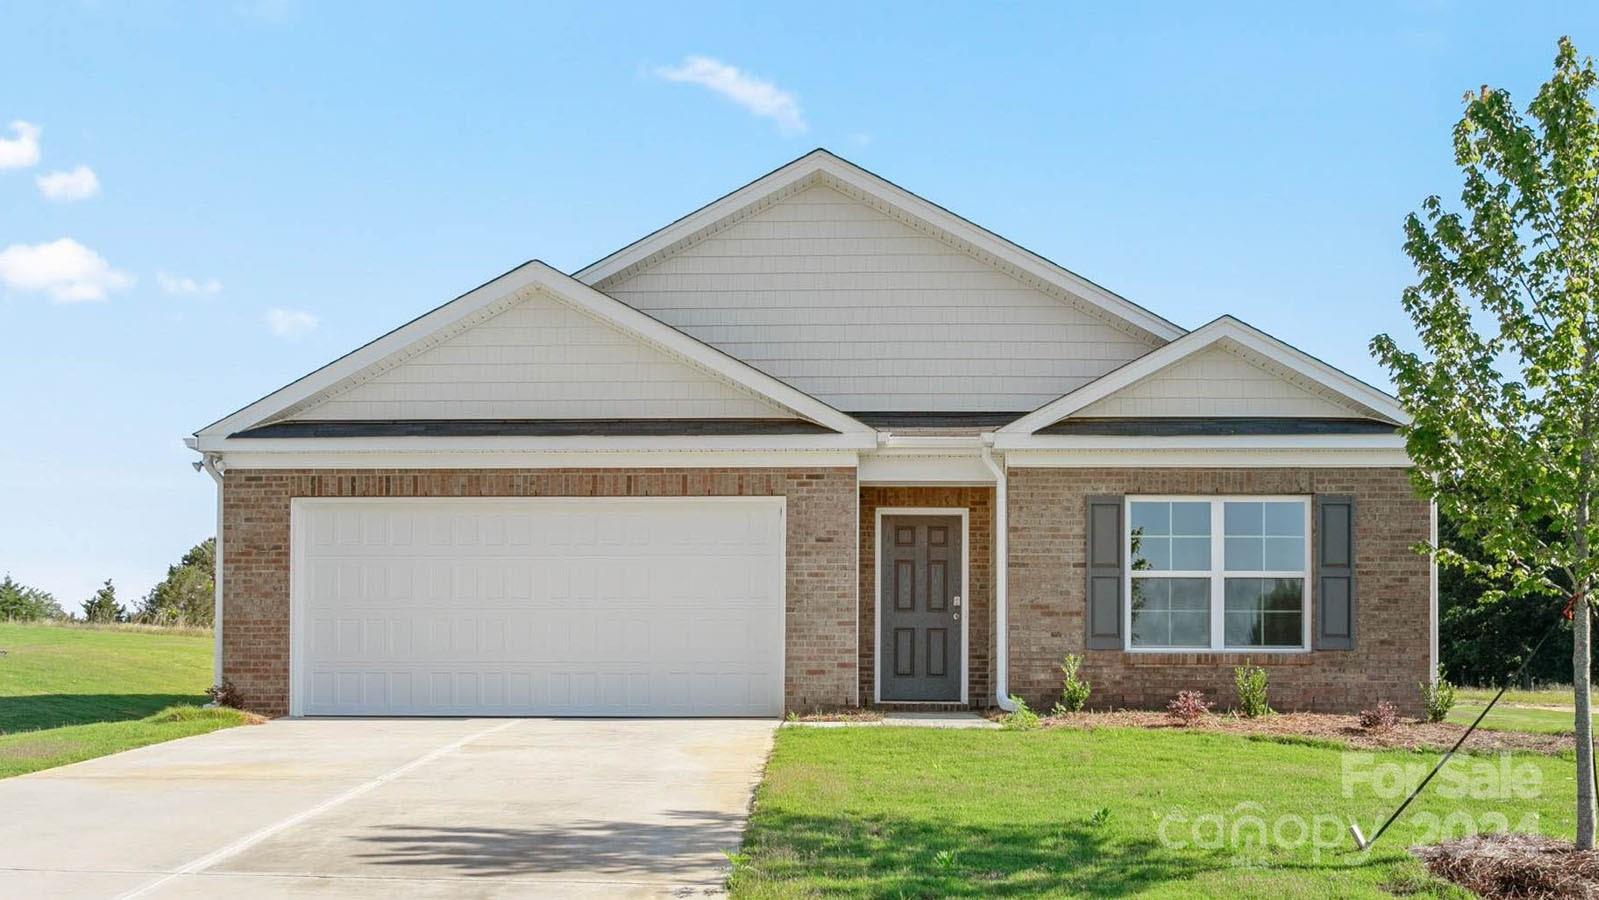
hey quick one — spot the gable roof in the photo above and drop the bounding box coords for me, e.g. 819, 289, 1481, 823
573, 148, 1186, 346
997, 316, 1410, 435
193, 261, 874, 445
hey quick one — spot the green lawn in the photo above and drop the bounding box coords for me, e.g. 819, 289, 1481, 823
733, 726, 1577, 898
1447, 699, 1592, 735
1458, 685, 1573, 707
0, 622, 249, 777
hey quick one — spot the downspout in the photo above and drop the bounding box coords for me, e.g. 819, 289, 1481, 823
1429, 499, 1439, 679
200, 453, 225, 688
980, 441, 1017, 712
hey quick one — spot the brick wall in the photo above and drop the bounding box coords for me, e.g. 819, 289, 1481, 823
1006, 467, 1431, 716
220, 467, 858, 716
857, 486, 994, 707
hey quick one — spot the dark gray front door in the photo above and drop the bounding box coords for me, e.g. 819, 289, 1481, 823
879, 515, 963, 701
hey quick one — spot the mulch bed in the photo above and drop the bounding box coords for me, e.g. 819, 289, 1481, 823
1414, 832, 1599, 898
1035, 710, 1572, 754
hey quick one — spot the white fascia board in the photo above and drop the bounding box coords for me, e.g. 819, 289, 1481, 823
876, 434, 986, 450
574, 149, 1185, 344
991, 432, 1407, 451
195, 261, 871, 440
1004, 448, 1412, 468
195, 431, 878, 455
215, 450, 860, 470
999, 316, 1410, 435
858, 452, 995, 484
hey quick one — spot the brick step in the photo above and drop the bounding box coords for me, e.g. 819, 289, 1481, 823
870, 702, 981, 713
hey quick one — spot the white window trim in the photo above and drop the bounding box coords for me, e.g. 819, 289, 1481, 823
1123, 495, 1313, 654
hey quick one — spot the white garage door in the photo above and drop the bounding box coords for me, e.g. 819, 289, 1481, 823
290, 497, 785, 717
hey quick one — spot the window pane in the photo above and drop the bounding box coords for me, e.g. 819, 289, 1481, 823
1225, 537, 1263, 571
1130, 502, 1170, 537
1263, 537, 1305, 571
1171, 502, 1211, 536
1131, 578, 1210, 648
1263, 612, 1302, 646
1223, 578, 1304, 648
1261, 578, 1304, 611
1224, 611, 1261, 647
1132, 536, 1169, 570
1171, 537, 1210, 570
1263, 502, 1305, 537
1169, 611, 1210, 646
1131, 501, 1210, 571
1169, 577, 1210, 610
1225, 501, 1263, 536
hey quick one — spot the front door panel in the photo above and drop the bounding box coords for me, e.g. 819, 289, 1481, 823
879, 515, 963, 701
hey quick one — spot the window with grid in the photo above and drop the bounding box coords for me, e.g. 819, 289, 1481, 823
1127, 497, 1309, 650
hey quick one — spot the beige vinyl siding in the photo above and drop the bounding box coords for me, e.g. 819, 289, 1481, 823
1072, 345, 1358, 418
294, 288, 787, 420
599, 184, 1158, 411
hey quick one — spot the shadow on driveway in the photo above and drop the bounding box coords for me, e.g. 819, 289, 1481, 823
351, 810, 745, 879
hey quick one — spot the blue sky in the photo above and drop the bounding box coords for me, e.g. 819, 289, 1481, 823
3, 1, 1596, 612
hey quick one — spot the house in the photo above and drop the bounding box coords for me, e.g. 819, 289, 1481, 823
188, 150, 1433, 718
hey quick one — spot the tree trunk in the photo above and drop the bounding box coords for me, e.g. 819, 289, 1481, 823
1577, 593, 1596, 849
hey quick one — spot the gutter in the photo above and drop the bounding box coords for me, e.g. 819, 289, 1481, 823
979, 438, 1017, 712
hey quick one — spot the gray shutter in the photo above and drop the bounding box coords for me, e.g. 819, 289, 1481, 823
1085, 495, 1125, 650
1315, 494, 1356, 650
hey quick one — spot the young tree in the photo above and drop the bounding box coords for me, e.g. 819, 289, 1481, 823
1372, 37, 1599, 847
81, 579, 125, 624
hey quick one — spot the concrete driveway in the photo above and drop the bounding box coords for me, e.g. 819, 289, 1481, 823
0, 717, 776, 899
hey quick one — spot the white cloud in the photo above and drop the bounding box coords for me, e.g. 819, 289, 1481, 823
0, 120, 41, 169
653, 56, 807, 135
157, 270, 222, 297
265, 307, 318, 338
36, 164, 100, 201
0, 239, 134, 303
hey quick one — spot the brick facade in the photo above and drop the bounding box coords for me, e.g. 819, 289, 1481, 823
1006, 467, 1431, 716
220, 467, 857, 716
857, 486, 994, 707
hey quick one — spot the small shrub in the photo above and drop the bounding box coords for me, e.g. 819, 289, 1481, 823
1166, 690, 1212, 725
933, 848, 958, 869
1359, 700, 1400, 732
1420, 669, 1457, 723
1059, 653, 1092, 712
207, 679, 243, 710
1234, 664, 1272, 718
1087, 807, 1111, 828
1002, 695, 1041, 730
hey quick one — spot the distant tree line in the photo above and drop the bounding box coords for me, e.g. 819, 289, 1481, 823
2, 537, 214, 626
1439, 510, 1584, 686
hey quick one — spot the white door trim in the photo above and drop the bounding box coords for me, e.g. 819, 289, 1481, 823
287, 495, 787, 718
872, 506, 970, 706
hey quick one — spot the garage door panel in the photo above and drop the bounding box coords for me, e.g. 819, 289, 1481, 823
295, 499, 784, 716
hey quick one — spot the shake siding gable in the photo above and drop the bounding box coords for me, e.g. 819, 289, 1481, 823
599, 184, 1159, 412
290, 287, 788, 421
1072, 345, 1358, 419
